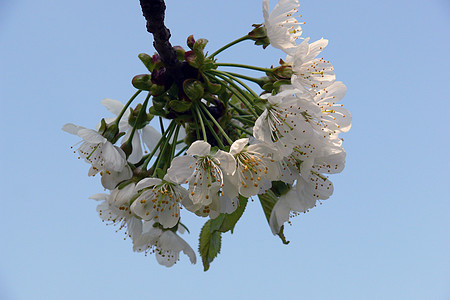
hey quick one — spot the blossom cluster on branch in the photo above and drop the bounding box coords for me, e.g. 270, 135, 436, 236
63, 0, 351, 270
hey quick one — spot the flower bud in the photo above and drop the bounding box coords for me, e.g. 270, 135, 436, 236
128, 104, 152, 130
168, 100, 192, 113
173, 46, 186, 61
187, 35, 196, 50
152, 94, 169, 111
132, 74, 152, 91
138, 53, 154, 72
193, 38, 208, 53
183, 79, 204, 101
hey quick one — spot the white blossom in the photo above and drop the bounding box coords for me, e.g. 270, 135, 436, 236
130, 176, 189, 229
288, 38, 336, 91
62, 123, 127, 176
167, 141, 236, 208
100, 98, 162, 164
313, 81, 352, 134
89, 182, 142, 241
254, 88, 319, 156
133, 221, 196, 267
229, 138, 281, 198
263, 0, 303, 55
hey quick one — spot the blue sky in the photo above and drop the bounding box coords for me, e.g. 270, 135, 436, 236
1, 0, 449, 299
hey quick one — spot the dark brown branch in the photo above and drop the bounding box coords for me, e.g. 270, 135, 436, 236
139, 0, 184, 83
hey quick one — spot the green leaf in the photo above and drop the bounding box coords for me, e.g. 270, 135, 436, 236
199, 195, 248, 271
199, 220, 222, 271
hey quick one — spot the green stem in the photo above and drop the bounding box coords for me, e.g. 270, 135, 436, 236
141, 121, 176, 169
229, 122, 253, 136
125, 93, 150, 145
233, 116, 256, 126
192, 110, 201, 140
225, 72, 266, 86
200, 103, 234, 145
174, 145, 188, 157
151, 123, 177, 177
215, 63, 273, 73
209, 35, 250, 58
210, 69, 260, 99
195, 104, 208, 141
229, 101, 247, 115
207, 72, 258, 118
198, 106, 225, 149
115, 90, 142, 126
165, 124, 181, 170
159, 117, 165, 135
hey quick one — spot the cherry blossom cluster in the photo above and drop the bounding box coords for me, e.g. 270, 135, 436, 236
63, 0, 351, 270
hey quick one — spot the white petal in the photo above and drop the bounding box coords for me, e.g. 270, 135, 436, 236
141, 125, 162, 155
101, 98, 124, 116
269, 195, 291, 235
186, 140, 211, 156
127, 132, 143, 164
88, 166, 100, 176
126, 217, 143, 242
89, 193, 109, 201
214, 150, 236, 175
229, 138, 249, 155
135, 178, 162, 191
101, 165, 133, 190
102, 143, 126, 172
78, 129, 106, 144
62, 123, 85, 135
166, 156, 196, 184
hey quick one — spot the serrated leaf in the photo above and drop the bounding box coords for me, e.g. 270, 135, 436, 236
199, 220, 222, 271
199, 196, 248, 271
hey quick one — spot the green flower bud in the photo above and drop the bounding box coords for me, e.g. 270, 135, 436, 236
187, 35, 196, 50
138, 53, 154, 72
132, 74, 152, 91
173, 46, 186, 61
183, 79, 204, 101
193, 38, 208, 53
168, 100, 192, 113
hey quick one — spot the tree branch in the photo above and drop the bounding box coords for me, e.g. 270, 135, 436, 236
139, 0, 184, 83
